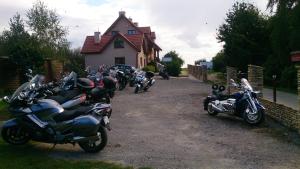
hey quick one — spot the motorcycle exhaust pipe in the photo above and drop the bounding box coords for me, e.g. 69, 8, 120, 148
211, 103, 223, 113
73, 135, 99, 142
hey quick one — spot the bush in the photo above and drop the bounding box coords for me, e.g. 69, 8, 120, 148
164, 51, 184, 77
142, 65, 156, 72
166, 62, 181, 76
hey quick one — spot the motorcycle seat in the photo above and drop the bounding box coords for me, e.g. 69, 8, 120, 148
48, 89, 81, 104
53, 105, 92, 122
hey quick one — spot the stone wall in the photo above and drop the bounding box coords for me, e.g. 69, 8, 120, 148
260, 98, 300, 130
187, 64, 207, 81
248, 65, 263, 96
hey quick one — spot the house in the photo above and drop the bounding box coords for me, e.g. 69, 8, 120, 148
195, 59, 213, 69
81, 11, 162, 69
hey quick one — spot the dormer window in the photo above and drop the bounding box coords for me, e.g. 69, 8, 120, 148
112, 31, 118, 36
128, 30, 136, 35
114, 38, 124, 48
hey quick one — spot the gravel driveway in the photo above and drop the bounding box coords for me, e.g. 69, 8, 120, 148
41, 76, 300, 169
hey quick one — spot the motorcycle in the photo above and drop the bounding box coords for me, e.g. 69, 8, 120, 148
48, 71, 115, 106
134, 71, 155, 94
1, 75, 111, 153
159, 69, 169, 80
203, 78, 265, 125
157, 63, 169, 80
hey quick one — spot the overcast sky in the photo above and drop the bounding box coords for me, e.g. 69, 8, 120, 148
0, 0, 269, 66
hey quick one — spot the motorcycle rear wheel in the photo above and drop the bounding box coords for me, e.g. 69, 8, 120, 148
243, 106, 265, 125
207, 103, 218, 116
1, 126, 30, 145
134, 86, 139, 94
78, 126, 107, 153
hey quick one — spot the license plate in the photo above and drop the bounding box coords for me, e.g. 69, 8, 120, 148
103, 116, 109, 125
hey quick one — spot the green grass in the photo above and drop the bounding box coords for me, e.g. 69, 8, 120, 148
0, 139, 137, 169
180, 68, 188, 77
0, 101, 9, 121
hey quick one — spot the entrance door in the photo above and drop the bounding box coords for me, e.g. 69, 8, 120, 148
115, 57, 125, 64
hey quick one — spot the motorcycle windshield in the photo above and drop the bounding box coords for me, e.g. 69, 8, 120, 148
10, 75, 42, 102
241, 78, 253, 91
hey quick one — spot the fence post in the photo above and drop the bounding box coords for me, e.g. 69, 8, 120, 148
248, 65, 263, 97
226, 66, 237, 94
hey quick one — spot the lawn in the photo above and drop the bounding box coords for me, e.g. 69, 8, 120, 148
0, 101, 10, 121
0, 138, 135, 169
180, 68, 188, 77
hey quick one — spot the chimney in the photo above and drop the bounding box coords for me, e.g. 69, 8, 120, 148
133, 22, 138, 26
128, 17, 133, 22
94, 31, 101, 44
119, 11, 126, 16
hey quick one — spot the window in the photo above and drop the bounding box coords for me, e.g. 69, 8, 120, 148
128, 30, 136, 35
112, 31, 118, 36
115, 57, 125, 65
114, 38, 124, 48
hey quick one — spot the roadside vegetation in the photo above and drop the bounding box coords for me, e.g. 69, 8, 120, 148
0, 139, 134, 169
212, 1, 300, 91
0, 101, 9, 121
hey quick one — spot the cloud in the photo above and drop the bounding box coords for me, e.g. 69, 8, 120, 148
0, 0, 269, 66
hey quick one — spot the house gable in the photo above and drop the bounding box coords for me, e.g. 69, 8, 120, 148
103, 15, 142, 36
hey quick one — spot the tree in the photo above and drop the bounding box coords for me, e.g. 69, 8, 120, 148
64, 48, 85, 76
217, 2, 270, 72
1, 13, 43, 74
212, 51, 226, 72
164, 51, 184, 76
26, 0, 69, 58
267, 0, 298, 11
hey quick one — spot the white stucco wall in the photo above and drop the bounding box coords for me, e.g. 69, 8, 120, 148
85, 41, 138, 70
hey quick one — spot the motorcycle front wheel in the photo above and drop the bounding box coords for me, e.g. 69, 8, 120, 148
243, 106, 265, 125
78, 126, 107, 153
207, 103, 218, 116
1, 126, 30, 145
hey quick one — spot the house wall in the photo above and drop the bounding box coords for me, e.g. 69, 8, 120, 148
137, 46, 146, 68
106, 17, 140, 35
85, 41, 137, 69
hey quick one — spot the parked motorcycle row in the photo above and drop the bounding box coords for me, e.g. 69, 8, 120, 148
1, 64, 158, 153
204, 78, 265, 125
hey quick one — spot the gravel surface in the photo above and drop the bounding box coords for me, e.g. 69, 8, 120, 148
35, 76, 300, 169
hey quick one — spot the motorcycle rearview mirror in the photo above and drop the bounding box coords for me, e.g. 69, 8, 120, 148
28, 69, 32, 74
3, 96, 10, 103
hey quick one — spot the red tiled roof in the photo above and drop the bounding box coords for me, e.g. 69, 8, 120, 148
81, 33, 143, 54
81, 35, 111, 54
139, 27, 151, 34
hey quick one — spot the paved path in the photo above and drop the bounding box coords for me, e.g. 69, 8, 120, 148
263, 88, 298, 110
26, 77, 300, 169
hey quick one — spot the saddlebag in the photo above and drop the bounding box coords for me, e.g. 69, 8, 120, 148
72, 115, 100, 137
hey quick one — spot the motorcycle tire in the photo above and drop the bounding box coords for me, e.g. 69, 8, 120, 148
134, 86, 139, 94
243, 106, 265, 125
1, 126, 30, 145
207, 103, 218, 116
78, 126, 107, 153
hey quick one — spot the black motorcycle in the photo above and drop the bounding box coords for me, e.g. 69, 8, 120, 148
134, 71, 155, 94
1, 75, 111, 153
